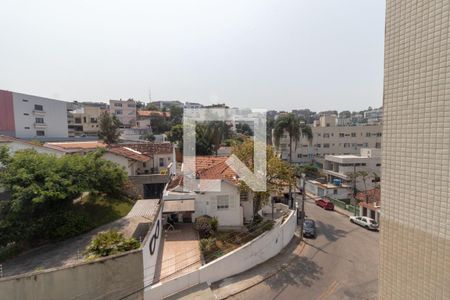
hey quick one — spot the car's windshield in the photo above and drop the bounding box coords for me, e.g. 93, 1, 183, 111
370, 220, 378, 225
304, 220, 314, 227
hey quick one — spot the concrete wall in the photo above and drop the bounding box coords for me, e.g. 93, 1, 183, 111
0, 250, 144, 300
146, 210, 297, 299
12, 92, 68, 139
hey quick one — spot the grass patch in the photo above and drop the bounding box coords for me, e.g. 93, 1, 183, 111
75, 193, 134, 228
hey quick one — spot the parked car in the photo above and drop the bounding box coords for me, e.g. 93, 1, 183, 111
315, 198, 334, 210
303, 219, 316, 238
349, 216, 379, 230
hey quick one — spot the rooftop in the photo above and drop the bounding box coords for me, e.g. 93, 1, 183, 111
107, 146, 150, 162
121, 142, 173, 157
44, 141, 106, 151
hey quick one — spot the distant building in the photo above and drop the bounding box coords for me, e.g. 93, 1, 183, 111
184, 102, 203, 109
0, 90, 69, 140
274, 115, 382, 165
150, 100, 183, 110
109, 99, 137, 127
67, 104, 105, 137
323, 148, 381, 191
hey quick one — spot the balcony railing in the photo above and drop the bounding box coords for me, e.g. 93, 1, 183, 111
33, 109, 46, 115
34, 122, 47, 129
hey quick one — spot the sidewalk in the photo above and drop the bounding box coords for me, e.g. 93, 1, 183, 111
210, 234, 305, 299
303, 192, 354, 218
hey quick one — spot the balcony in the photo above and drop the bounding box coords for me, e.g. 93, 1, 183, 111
34, 122, 47, 129
33, 109, 46, 116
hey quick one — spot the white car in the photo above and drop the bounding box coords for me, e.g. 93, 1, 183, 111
349, 216, 379, 230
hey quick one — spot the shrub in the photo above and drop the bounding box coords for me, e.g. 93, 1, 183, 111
84, 230, 140, 260
199, 237, 216, 253
210, 217, 219, 232
194, 215, 213, 238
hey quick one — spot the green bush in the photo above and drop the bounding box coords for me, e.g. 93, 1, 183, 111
210, 217, 219, 232
194, 215, 213, 238
84, 230, 140, 260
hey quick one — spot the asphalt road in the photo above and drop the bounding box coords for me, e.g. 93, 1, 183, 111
229, 197, 379, 300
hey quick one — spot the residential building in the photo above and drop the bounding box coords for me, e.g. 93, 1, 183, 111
275, 115, 382, 164
109, 99, 137, 127
150, 100, 183, 110
163, 156, 249, 227
380, 1, 450, 299
323, 148, 381, 191
67, 104, 105, 137
184, 102, 203, 109
0, 90, 68, 140
356, 188, 380, 223
305, 178, 351, 200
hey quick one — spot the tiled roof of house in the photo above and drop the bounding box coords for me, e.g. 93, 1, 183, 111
0, 135, 64, 154
137, 110, 171, 118
107, 147, 150, 162
44, 141, 106, 151
120, 142, 173, 157
167, 156, 239, 191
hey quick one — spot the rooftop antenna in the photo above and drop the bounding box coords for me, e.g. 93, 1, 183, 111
148, 87, 152, 103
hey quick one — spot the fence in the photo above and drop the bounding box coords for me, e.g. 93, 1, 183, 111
327, 197, 359, 215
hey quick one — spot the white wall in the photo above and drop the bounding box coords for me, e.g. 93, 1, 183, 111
146, 210, 297, 299
12, 92, 68, 139
193, 181, 243, 227
142, 205, 163, 287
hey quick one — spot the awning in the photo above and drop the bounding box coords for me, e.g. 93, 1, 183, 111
163, 199, 195, 213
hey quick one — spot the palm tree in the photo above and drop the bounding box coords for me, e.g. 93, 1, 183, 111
273, 113, 313, 208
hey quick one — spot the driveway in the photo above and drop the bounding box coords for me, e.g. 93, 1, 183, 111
154, 223, 202, 282
218, 196, 379, 300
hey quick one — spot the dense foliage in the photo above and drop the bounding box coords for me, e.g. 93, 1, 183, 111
98, 111, 122, 144
0, 149, 128, 248
84, 230, 140, 260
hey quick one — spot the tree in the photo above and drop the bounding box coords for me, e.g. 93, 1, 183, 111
0, 149, 128, 247
151, 115, 171, 134
168, 124, 183, 145
169, 105, 183, 125
98, 111, 121, 145
145, 103, 159, 111
236, 123, 254, 136
294, 164, 320, 179
141, 132, 155, 142
232, 139, 295, 215
273, 113, 313, 207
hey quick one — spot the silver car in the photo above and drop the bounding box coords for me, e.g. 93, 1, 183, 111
349, 216, 379, 230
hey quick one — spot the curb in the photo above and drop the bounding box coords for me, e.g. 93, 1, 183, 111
219, 242, 307, 299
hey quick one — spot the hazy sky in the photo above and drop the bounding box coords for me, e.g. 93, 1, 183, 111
0, 0, 385, 112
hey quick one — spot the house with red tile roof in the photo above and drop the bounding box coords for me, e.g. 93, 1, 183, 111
356, 188, 380, 223
163, 156, 254, 227
0, 135, 65, 157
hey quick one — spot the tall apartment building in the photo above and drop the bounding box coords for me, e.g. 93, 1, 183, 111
0, 90, 68, 139
275, 115, 382, 164
380, 1, 450, 299
109, 99, 137, 127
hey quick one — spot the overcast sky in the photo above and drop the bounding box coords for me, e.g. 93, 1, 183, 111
0, 0, 385, 112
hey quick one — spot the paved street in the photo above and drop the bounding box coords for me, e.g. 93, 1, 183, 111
226, 197, 379, 300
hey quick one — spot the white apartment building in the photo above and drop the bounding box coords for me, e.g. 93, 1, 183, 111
109, 99, 137, 127
323, 148, 381, 192
380, 1, 450, 299
275, 115, 382, 165
0, 90, 68, 140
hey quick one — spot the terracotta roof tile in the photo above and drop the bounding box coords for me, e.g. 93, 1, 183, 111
137, 110, 170, 118
44, 141, 106, 151
119, 142, 173, 157
107, 147, 150, 162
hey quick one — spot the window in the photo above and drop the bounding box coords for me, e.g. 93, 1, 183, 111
75, 118, 82, 124
127, 104, 136, 108
83, 117, 87, 123
351, 132, 356, 137
168, 157, 171, 161
159, 158, 164, 167
375, 142, 381, 148
90, 117, 97, 123
323, 133, 330, 138
23, 113, 29, 116
24, 127, 30, 130
34, 104, 43, 111
36, 130, 45, 136
376, 163, 381, 167
22, 99, 29, 102
114, 103, 122, 107
376, 133, 382, 137
240, 191, 248, 201
344, 143, 350, 148
339, 133, 345, 137
143, 162, 147, 168
333, 189, 338, 195
115, 110, 123, 115
35, 117, 44, 124
217, 195, 229, 210
366, 132, 371, 137
323, 143, 330, 148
